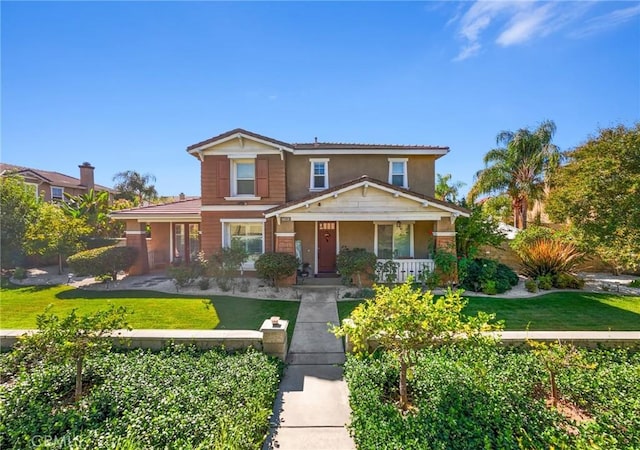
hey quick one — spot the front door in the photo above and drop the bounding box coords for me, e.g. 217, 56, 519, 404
318, 222, 337, 273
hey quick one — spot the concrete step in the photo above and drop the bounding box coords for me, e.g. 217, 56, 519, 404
287, 352, 346, 365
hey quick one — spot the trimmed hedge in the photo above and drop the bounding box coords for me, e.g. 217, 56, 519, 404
255, 252, 298, 288
0, 346, 282, 449
67, 245, 138, 281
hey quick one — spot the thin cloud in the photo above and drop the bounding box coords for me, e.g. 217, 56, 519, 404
451, 1, 635, 62
571, 4, 640, 38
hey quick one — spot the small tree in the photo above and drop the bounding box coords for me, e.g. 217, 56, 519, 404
67, 245, 138, 282
332, 279, 502, 410
527, 339, 595, 408
255, 252, 298, 289
455, 202, 506, 259
25, 203, 91, 274
210, 243, 249, 291
336, 247, 377, 288
9, 306, 130, 401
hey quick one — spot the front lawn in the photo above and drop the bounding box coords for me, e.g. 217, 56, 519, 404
0, 283, 299, 340
338, 292, 640, 330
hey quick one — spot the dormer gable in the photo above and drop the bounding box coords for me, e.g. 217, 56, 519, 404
187, 129, 294, 161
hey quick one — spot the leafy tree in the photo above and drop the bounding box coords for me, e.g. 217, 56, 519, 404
67, 245, 138, 281
455, 202, 506, 259
481, 194, 513, 225
332, 280, 502, 410
9, 305, 130, 401
468, 120, 561, 229
112, 170, 158, 205
61, 189, 119, 238
546, 124, 640, 274
435, 173, 465, 203
0, 175, 41, 268
24, 203, 91, 274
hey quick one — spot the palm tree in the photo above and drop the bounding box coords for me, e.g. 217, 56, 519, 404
435, 173, 466, 203
468, 120, 561, 229
112, 170, 158, 205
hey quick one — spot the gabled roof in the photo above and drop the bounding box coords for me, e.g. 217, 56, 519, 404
186, 128, 449, 157
110, 198, 201, 221
264, 176, 469, 218
0, 163, 114, 192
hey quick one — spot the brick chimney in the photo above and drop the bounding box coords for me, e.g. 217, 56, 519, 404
79, 162, 95, 191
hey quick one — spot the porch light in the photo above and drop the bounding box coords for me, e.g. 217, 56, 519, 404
396, 221, 402, 228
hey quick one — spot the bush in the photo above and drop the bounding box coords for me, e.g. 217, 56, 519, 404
518, 238, 585, 280
166, 263, 197, 291
255, 252, 298, 288
525, 278, 538, 293
0, 346, 282, 449
554, 272, 585, 289
12, 267, 26, 280
536, 274, 553, 290
210, 244, 248, 292
67, 245, 138, 281
198, 277, 211, 290
629, 279, 640, 288
459, 258, 518, 294
510, 225, 556, 257
336, 247, 377, 288
375, 259, 399, 284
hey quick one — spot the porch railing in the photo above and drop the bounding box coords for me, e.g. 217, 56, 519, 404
376, 259, 435, 283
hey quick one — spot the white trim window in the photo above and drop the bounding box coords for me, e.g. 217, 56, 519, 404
375, 222, 413, 259
388, 158, 408, 188
232, 159, 255, 196
309, 158, 329, 190
51, 186, 64, 202
223, 221, 265, 269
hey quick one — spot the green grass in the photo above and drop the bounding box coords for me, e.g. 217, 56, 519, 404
338, 292, 640, 331
0, 282, 299, 341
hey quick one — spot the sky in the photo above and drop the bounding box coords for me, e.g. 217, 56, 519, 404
2, 1, 639, 198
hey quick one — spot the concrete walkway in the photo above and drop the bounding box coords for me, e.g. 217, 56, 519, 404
263, 287, 355, 450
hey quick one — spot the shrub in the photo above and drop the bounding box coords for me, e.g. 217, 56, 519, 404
12, 267, 26, 280
554, 272, 585, 289
210, 244, 248, 292
629, 279, 640, 288
336, 247, 377, 288
510, 225, 556, 257
459, 258, 518, 294
198, 277, 211, 290
419, 269, 440, 290
481, 279, 498, 295
375, 259, 399, 284
434, 247, 457, 285
255, 252, 298, 288
166, 263, 198, 291
67, 245, 138, 281
525, 278, 538, 293
537, 274, 553, 290
518, 238, 585, 279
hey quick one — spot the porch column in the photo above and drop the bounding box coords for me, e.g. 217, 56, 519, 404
274, 230, 297, 286
125, 220, 150, 275
434, 216, 458, 283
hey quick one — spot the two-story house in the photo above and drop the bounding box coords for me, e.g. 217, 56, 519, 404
112, 129, 469, 281
0, 162, 113, 202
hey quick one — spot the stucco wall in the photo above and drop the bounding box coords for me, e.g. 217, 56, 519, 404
339, 221, 375, 251
148, 223, 171, 268
285, 154, 436, 201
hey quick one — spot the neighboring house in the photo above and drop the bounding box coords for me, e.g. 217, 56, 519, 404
111, 129, 469, 282
0, 162, 114, 202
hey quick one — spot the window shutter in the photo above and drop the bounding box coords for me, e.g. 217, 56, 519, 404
256, 159, 269, 197
217, 160, 230, 198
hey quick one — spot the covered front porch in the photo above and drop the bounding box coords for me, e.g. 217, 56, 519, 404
264, 176, 468, 284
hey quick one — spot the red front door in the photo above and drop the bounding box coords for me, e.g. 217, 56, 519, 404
318, 222, 337, 273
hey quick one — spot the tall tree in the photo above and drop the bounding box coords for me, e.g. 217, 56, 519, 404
62, 189, 116, 238
546, 124, 640, 274
468, 120, 561, 229
435, 173, 465, 203
112, 170, 158, 205
0, 175, 41, 268
24, 203, 91, 274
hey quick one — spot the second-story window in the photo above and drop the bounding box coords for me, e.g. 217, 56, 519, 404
233, 160, 255, 196
310, 158, 329, 190
51, 186, 64, 202
388, 158, 408, 188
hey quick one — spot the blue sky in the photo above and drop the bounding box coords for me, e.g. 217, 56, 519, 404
2, 1, 639, 197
